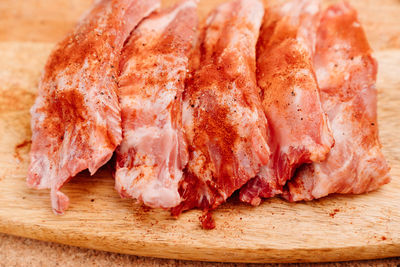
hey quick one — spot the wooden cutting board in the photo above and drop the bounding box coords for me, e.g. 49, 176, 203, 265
0, 0, 399, 263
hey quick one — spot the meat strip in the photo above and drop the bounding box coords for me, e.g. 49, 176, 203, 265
171, 0, 269, 229
28, 0, 160, 214
284, 2, 391, 201
240, 0, 334, 206
115, 0, 198, 208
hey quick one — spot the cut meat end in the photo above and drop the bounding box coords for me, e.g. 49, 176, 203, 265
27, 0, 160, 214
240, 0, 334, 205
115, 0, 198, 209
171, 0, 269, 227
283, 2, 391, 202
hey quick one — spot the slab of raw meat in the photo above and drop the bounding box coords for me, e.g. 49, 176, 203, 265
284, 2, 391, 201
115, 0, 198, 209
28, 0, 160, 214
239, 0, 334, 206
171, 0, 269, 228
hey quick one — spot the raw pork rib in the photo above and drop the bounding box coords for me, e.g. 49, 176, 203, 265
28, 0, 160, 214
284, 2, 391, 201
115, 0, 198, 208
240, 0, 334, 205
171, 0, 269, 228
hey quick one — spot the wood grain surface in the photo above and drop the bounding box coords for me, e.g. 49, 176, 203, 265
1, 233, 400, 267
0, 0, 399, 263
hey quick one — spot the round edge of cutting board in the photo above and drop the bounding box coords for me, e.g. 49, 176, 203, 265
1, 223, 398, 263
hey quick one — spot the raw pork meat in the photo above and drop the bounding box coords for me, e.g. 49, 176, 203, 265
284, 2, 391, 201
115, 0, 198, 208
28, 0, 160, 214
171, 0, 269, 228
240, 0, 334, 206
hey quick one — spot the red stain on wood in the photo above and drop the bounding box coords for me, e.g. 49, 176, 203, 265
14, 139, 32, 161
329, 208, 340, 218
